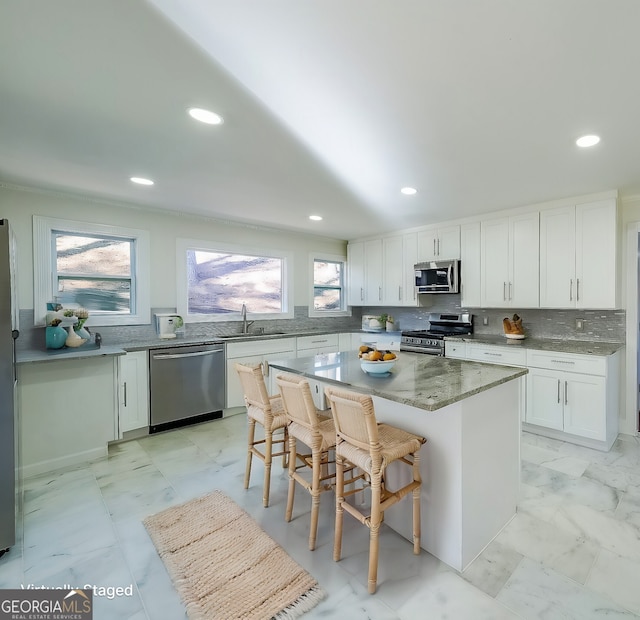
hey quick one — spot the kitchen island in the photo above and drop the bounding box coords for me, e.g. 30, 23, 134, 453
268, 351, 528, 571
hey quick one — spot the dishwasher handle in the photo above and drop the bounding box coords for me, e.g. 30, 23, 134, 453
152, 349, 223, 360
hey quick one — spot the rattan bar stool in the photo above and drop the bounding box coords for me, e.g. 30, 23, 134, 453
235, 362, 289, 507
275, 372, 340, 550
324, 386, 426, 594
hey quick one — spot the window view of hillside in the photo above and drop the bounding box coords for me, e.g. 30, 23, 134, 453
55, 233, 132, 312
313, 259, 343, 310
187, 250, 283, 314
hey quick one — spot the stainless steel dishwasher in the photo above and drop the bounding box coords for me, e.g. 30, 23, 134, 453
149, 343, 225, 433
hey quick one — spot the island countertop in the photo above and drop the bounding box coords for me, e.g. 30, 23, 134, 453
268, 350, 528, 412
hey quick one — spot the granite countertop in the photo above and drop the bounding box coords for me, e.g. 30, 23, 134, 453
17, 344, 127, 364
450, 334, 624, 356
268, 350, 528, 412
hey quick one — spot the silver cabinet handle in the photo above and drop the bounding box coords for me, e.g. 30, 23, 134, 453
153, 349, 223, 360
378, 286, 382, 301
484, 352, 502, 357
360, 287, 364, 301
551, 359, 575, 365
509, 281, 512, 300
503, 282, 507, 301
123, 382, 127, 407
447, 264, 453, 290
433, 238, 436, 256
557, 379, 560, 404
576, 278, 580, 301
570, 279, 573, 301
309, 339, 328, 344
398, 285, 402, 301
565, 380, 568, 405
437, 238, 441, 256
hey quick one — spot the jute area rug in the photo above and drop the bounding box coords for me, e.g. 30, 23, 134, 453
143, 490, 325, 620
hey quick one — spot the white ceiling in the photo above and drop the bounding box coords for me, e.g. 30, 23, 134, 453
1, 1, 639, 240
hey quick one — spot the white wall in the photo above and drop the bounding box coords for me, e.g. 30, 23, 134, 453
0, 184, 347, 311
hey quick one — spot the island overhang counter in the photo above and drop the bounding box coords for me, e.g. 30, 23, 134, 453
268, 351, 528, 572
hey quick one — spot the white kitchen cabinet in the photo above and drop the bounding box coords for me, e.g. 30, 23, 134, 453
444, 340, 467, 359
480, 212, 539, 308
524, 349, 620, 449
540, 198, 618, 309
460, 222, 481, 307
382, 235, 404, 305
296, 333, 339, 356
465, 342, 527, 367
364, 238, 383, 305
118, 350, 149, 434
403, 232, 418, 305
417, 225, 460, 261
347, 240, 365, 306
226, 338, 296, 408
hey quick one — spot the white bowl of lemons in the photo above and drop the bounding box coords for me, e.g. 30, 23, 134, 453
358, 347, 398, 374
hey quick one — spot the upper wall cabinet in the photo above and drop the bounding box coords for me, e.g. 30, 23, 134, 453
460, 222, 481, 307
417, 225, 460, 261
481, 212, 539, 308
347, 234, 418, 307
540, 199, 618, 309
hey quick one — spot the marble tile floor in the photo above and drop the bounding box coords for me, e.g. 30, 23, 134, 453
2, 415, 640, 619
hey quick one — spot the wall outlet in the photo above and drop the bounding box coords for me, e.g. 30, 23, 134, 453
483, 317, 489, 326
576, 318, 585, 331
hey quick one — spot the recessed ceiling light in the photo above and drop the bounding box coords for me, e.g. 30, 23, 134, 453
576, 135, 600, 148
401, 187, 417, 195
309, 215, 323, 221
130, 177, 154, 186
188, 107, 224, 125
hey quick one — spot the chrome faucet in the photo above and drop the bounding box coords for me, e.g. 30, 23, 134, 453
241, 303, 254, 334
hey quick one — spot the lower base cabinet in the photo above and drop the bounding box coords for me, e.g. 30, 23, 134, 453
118, 350, 149, 434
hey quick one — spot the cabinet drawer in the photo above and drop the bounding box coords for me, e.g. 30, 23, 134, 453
226, 337, 296, 359
466, 344, 527, 366
526, 349, 606, 376
444, 341, 467, 359
296, 334, 339, 351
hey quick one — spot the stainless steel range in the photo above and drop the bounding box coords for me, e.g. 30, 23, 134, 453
401, 312, 473, 356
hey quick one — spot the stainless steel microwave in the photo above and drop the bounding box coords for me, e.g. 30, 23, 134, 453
414, 260, 460, 294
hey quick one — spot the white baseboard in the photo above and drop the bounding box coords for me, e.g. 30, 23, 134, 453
21, 447, 108, 479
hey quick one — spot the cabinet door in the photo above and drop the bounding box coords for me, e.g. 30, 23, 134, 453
438, 225, 461, 260
364, 238, 383, 305
540, 205, 576, 308
526, 368, 564, 430
382, 235, 404, 305
402, 232, 418, 305
563, 374, 606, 441
417, 228, 438, 261
226, 354, 263, 408
481, 217, 510, 307
510, 212, 539, 307
576, 199, 617, 309
460, 222, 481, 307
119, 351, 149, 433
347, 241, 365, 306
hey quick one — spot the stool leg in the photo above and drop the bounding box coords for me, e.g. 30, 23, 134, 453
263, 429, 273, 508
282, 426, 289, 468
285, 435, 296, 522
412, 451, 422, 555
309, 447, 322, 551
244, 418, 256, 490
333, 453, 345, 562
368, 470, 382, 594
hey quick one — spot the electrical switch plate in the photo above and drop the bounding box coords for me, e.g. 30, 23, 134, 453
576, 318, 584, 331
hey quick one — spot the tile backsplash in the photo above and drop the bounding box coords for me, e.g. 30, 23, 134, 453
365, 295, 626, 342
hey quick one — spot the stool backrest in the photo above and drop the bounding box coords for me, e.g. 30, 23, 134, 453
235, 362, 270, 409
324, 386, 379, 453
275, 373, 321, 431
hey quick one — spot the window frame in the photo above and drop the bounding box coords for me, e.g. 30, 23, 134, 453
33, 216, 151, 326
176, 238, 294, 323
308, 253, 350, 317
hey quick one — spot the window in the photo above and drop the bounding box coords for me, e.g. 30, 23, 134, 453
177, 239, 293, 322
309, 254, 349, 317
33, 216, 150, 326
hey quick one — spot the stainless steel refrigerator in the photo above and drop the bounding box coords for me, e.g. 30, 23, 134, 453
0, 219, 20, 558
